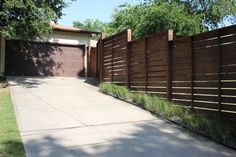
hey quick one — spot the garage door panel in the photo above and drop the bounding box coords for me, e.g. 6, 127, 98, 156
6, 40, 85, 77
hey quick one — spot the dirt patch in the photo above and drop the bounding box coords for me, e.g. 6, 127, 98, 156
0, 87, 9, 95
0, 80, 9, 89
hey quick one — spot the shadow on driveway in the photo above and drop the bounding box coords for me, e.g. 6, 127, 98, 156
7, 76, 99, 88
83, 78, 99, 87
7, 76, 48, 88
22, 120, 235, 157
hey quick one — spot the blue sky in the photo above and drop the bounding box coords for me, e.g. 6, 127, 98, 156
58, 0, 233, 27
58, 0, 138, 26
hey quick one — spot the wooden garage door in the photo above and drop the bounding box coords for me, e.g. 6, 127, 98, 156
6, 40, 85, 77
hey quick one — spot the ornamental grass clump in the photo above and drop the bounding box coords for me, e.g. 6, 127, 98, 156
182, 114, 232, 144
99, 83, 235, 148
99, 83, 132, 100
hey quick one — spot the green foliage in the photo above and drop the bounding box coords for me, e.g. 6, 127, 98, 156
0, 0, 70, 40
72, 1, 236, 39
144, 0, 236, 30
73, 19, 115, 37
99, 83, 132, 99
0, 89, 25, 157
110, 0, 236, 38
111, 2, 202, 38
99, 82, 234, 147
183, 115, 232, 143
131, 92, 187, 119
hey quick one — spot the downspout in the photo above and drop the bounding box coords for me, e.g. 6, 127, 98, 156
84, 44, 88, 77
84, 35, 93, 77
85, 35, 93, 77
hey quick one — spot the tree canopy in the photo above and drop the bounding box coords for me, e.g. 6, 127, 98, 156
0, 0, 69, 40
144, 0, 236, 30
75, 0, 236, 39
2, 0, 235, 40
73, 19, 114, 37
111, 2, 202, 38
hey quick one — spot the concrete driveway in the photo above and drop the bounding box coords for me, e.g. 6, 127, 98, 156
8, 77, 236, 157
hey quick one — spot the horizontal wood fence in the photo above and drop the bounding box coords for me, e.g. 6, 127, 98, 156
98, 25, 236, 122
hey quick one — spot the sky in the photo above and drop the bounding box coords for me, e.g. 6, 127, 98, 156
58, 0, 138, 26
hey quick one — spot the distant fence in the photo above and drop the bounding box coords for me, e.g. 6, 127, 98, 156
98, 25, 236, 122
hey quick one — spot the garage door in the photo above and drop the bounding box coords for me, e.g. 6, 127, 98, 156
5, 40, 85, 77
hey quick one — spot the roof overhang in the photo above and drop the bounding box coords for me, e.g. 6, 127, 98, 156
50, 23, 101, 36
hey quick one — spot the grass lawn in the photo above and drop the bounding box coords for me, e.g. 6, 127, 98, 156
0, 87, 25, 157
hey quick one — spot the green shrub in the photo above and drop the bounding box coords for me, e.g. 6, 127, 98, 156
183, 115, 232, 143
99, 83, 234, 147
132, 93, 146, 105
99, 83, 131, 100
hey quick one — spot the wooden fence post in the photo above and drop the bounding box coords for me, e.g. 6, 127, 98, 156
87, 46, 91, 77
218, 29, 222, 117
126, 29, 132, 89
145, 37, 148, 93
167, 30, 173, 100
99, 33, 105, 83
190, 36, 194, 110
111, 36, 114, 83
96, 42, 99, 78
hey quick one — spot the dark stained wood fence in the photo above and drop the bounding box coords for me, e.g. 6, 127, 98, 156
99, 30, 131, 84
129, 30, 173, 98
99, 25, 236, 122
88, 47, 97, 78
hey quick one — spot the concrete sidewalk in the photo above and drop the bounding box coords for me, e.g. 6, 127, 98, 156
8, 77, 236, 157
